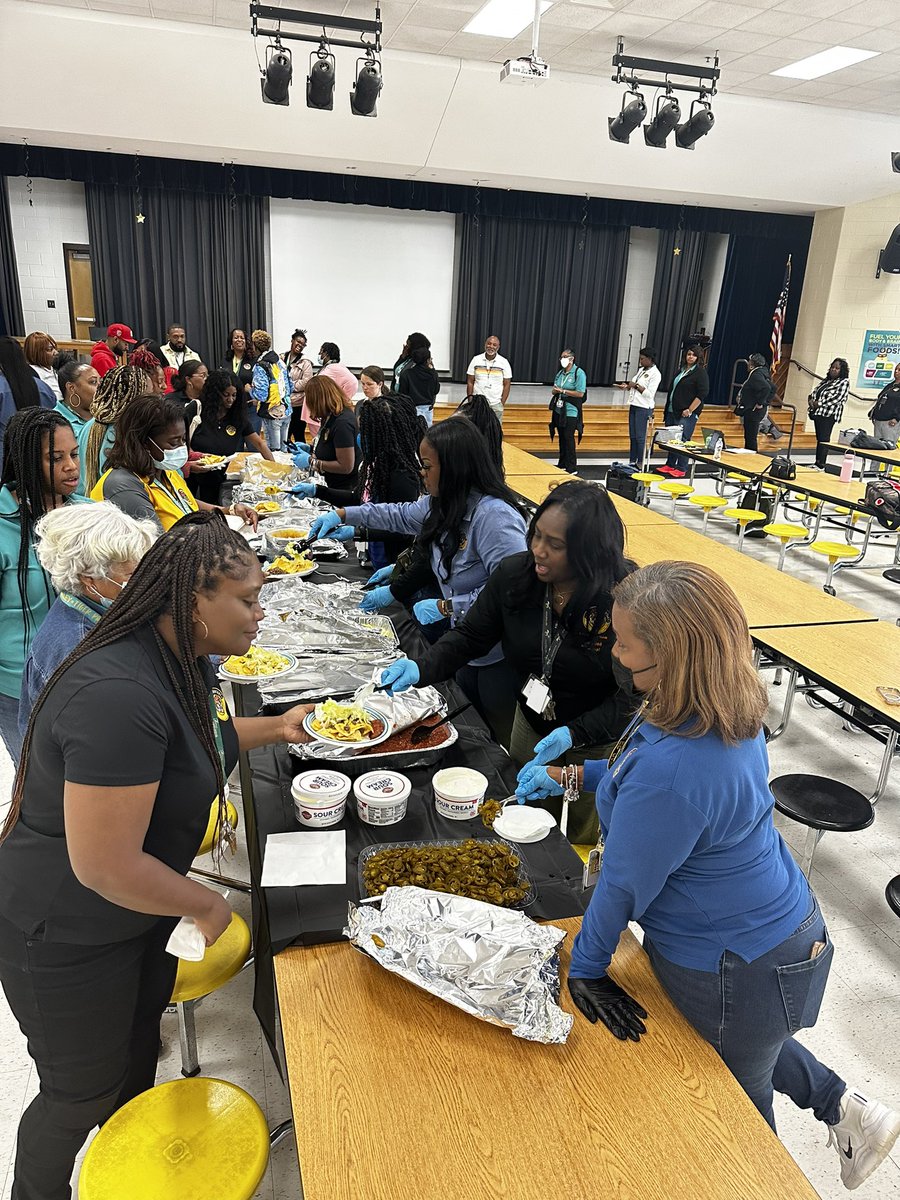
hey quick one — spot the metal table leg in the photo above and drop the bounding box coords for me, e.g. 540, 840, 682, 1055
870, 729, 898, 804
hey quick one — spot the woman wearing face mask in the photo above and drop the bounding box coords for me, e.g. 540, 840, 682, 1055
550, 348, 586, 474
514, 560, 900, 1194
19, 503, 157, 730
90, 393, 258, 533
660, 346, 709, 477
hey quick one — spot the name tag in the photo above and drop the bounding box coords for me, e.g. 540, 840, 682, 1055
522, 674, 552, 716
582, 841, 604, 891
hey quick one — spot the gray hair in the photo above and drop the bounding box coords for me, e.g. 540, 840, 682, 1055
34, 502, 157, 594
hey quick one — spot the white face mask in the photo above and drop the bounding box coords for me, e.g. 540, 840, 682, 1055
149, 439, 189, 472
560, 357, 572, 369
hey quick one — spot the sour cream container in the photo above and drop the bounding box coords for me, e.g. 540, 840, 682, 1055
432, 767, 489, 821
354, 770, 411, 826
291, 770, 351, 828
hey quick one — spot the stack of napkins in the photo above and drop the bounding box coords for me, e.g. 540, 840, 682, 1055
261, 831, 346, 887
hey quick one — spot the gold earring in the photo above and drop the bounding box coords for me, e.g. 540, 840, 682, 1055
195, 618, 209, 640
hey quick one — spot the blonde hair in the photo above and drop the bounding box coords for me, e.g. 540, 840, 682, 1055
85, 366, 147, 493
614, 561, 767, 744
306, 374, 350, 421
34, 502, 157, 594
250, 329, 272, 353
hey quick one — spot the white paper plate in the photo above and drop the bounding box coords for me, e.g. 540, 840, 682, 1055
492, 807, 556, 843
302, 704, 393, 749
218, 650, 297, 684
263, 561, 317, 579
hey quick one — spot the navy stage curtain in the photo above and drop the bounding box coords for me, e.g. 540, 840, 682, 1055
84, 182, 267, 368
646, 228, 707, 390
707, 233, 809, 406
452, 213, 628, 385
0, 177, 24, 337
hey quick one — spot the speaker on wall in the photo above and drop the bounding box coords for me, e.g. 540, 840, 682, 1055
876, 223, 900, 278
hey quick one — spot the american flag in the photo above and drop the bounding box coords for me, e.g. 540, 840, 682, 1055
770, 255, 792, 376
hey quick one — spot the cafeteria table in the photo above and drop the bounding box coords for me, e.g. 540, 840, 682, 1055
503, 442, 569, 477
822, 440, 900, 475
505, 472, 675, 526
274, 917, 819, 1200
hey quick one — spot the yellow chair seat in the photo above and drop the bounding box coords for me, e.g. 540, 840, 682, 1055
831, 506, 866, 523
171, 912, 251, 1004
688, 494, 728, 510
198, 799, 239, 858
809, 540, 859, 561
725, 472, 745, 481
723, 508, 767, 523
762, 523, 808, 541
794, 493, 822, 509
632, 472, 665, 484
657, 481, 693, 497
79, 1078, 269, 1200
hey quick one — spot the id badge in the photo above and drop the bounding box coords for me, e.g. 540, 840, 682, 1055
522, 674, 551, 716
582, 841, 604, 891
554, 397, 565, 412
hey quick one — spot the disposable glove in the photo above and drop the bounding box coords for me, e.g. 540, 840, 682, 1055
291, 448, 311, 469
287, 441, 310, 452
329, 524, 356, 542
367, 565, 394, 587
379, 659, 420, 694
531, 726, 574, 764
359, 586, 393, 613
286, 481, 317, 498
567, 976, 648, 1042
413, 598, 445, 625
309, 511, 342, 540
515, 763, 564, 802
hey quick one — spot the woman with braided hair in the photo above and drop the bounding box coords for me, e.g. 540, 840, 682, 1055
0, 407, 90, 764
82, 364, 152, 495
455, 393, 504, 475
0, 510, 316, 1200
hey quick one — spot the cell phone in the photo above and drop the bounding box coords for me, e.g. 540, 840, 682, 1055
876, 686, 900, 705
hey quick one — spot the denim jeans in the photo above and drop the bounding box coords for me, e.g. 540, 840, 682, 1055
665, 411, 699, 470
628, 406, 651, 465
0, 690, 23, 767
416, 405, 434, 429
645, 897, 845, 1132
263, 413, 292, 450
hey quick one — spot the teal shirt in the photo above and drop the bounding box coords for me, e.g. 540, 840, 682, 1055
77, 420, 115, 494
554, 364, 587, 419
0, 487, 92, 698
54, 401, 91, 497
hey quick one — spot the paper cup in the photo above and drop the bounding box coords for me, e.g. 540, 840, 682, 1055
432, 767, 488, 821
354, 771, 411, 826
291, 769, 351, 828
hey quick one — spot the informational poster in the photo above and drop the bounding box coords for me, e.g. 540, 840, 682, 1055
857, 329, 900, 390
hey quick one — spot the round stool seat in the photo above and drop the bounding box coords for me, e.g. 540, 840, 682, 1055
632, 472, 664, 484
762, 522, 808, 541
79, 1078, 269, 1200
198, 798, 239, 857
883, 568, 900, 584
809, 540, 858, 562
886, 875, 900, 919
171, 912, 251, 1004
725, 472, 745, 482
770, 774, 874, 833
657, 481, 693, 497
688, 494, 728, 510
723, 507, 767, 523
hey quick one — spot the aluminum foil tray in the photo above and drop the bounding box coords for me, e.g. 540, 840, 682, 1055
289, 722, 458, 778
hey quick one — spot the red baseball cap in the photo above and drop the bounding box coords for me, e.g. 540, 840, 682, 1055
107, 323, 136, 344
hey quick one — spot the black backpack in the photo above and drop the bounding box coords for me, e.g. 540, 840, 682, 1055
865, 478, 900, 529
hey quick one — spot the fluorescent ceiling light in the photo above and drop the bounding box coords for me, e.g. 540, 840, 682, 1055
464, 0, 553, 39
772, 46, 879, 80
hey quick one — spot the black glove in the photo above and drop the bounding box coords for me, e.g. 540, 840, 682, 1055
567, 975, 648, 1042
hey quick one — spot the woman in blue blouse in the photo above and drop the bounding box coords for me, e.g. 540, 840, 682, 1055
516, 560, 900, 1192
309, 417, 527, 744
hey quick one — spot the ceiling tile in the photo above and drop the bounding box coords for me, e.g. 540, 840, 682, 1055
590, 12, 672, 39
398, 5, 473, 31
87, 0, 153, 12
737, 9, 815, 35
727, 51, 801, 74
700, 29, 778, 53
153, 3, 215, 21
541, 4, 612, 30
440, 31, 512, 58
624, 0, 705, 17
842, 29, 900, 53
840, 0, 900, 23
686, 2, 768, 29
386, 24, 452, 51
24, 0, 88, 7
772, 0, 851, 15
412, 0, 483, 8
640, 23, 711, 49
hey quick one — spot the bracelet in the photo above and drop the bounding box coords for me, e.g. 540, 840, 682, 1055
562, 763, 579, 806
438, 598, 452, 617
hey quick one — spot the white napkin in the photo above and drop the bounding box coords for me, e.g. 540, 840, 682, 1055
165, 917, 207, 961
261, 830, 347, 887
493, 806, 556, 843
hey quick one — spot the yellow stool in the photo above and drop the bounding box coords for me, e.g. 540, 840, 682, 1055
723, 507, 767, 551
809, 540, 859, 593
830, 506, 870, 541
171, 912, 252, 1077
688, 492, 728, 532
79, 1078, 270, 1200
657, 480, 694, 517
762, 522, 809, 570
197, 798, 239, 858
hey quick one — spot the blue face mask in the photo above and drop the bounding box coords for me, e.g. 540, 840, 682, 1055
149, 438, 189, 472
87, 576, 127, 610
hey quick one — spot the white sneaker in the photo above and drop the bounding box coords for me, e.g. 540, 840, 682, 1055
826, 1088, 900, 1190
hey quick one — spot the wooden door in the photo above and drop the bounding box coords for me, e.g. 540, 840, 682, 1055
63, 245, 95, 341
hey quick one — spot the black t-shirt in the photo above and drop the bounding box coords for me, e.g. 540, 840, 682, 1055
190, 412, 255, 504
0, 626, 239, 943
314, 407, 359, 490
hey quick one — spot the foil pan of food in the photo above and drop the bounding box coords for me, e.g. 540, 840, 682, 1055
258, 653, 394, 703
357, 838, 536, 909
344, 885, 572, 1044
290, 719, 458, 776
289, 685, 445, 758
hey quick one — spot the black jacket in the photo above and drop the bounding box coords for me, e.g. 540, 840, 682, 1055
667, 365, 709, 417
397, 362, 440, 408
735, 367, 776, 415
416, 552, 637, 748
221, 353, 255, 396
871, 382, 900, 423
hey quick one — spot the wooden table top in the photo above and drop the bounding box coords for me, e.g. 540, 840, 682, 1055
505, 473, 675, 526
274, 919, 817, 1200
503, 443, 567, 476
823, 441, 900, 469
753, 619, 900, 731
677, 447, 873, 509
626, 523, 876, 629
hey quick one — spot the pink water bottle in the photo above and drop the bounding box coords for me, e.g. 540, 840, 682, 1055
840, 450, 855, 483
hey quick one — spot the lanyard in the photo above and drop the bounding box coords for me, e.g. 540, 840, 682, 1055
60, 591, 102, 624
540, 586, 568, 687
152, 475, 194, 515
208, 688, 237, 857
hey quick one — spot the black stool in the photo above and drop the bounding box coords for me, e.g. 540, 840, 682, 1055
771, 774, 875, 878
887, 875, 900, 919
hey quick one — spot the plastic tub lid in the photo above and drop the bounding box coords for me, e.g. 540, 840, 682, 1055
432, 767, 488, 798
354, 771, 412, 803
291, 770, 351, 803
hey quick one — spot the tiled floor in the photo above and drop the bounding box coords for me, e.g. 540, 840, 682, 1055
0, 468, 898, 1198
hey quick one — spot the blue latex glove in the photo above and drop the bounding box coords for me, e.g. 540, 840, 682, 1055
330, 524, 356, 542
359, 585, 393, 613
367, 565, 394, 587
379, 659, 420, 695
309, 511, 342, 541
287, 481, 316, 498
531, 725, 574, 764
287, 440, 310, 452
414, 598, 445, 626
515, 763, 564, 802
291, 448, 311, 469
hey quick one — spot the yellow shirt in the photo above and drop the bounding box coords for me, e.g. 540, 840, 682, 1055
90, 467, 198, 532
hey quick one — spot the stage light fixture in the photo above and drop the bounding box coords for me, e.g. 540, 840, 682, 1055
643, 92, 680, 148
261, 42, 292, 105
307, 39, 336, 110
675, 98, 715, 149
608, 90, 647, 145
892, 152, 900, 174
350, 51, 382, 117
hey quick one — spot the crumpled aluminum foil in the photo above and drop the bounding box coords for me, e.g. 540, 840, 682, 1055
288, 685, 446, 759
259, 576, 365, 612
344, 887, 573, 1044
259, 653, 391, 703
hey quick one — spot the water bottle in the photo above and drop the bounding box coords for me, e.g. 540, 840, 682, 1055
839, 450, 855, 483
